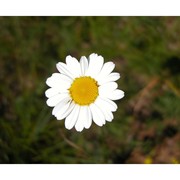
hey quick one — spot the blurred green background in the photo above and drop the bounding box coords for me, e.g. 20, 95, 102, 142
0, 17, 180, 163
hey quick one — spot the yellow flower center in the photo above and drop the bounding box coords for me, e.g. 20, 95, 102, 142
69, 76, 99, 105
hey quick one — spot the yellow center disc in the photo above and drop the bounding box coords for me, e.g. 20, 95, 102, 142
69, 76, 99, 105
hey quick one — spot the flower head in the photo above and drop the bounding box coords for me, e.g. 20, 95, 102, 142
45, 53, 124, 132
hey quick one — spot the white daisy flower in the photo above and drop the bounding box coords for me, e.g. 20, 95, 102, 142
45, 53, 124, 132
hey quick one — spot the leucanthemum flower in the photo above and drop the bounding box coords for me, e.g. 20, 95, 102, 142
45, 53, 124, 132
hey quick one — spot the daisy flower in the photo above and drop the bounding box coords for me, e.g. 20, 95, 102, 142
45, 53, 124, 132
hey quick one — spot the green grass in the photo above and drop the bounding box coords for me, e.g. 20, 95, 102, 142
0, 17, 180, 163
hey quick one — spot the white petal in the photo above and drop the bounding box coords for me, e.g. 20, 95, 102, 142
107, 89, 125, 100
56, 62, 75, 79
104, 111, 114, 122
80, 56, 88, 75
46, 93, 69, 107
95, 97, 114, 122
96, 62, 115, 83
46, 73, 72, 90
84, 106, 92, 129
54, 101, 70, 120
56, 73, 72, 83
65, 104, 80, 130
74, 106, 92, 130
85, 54, 104, 78
45, 88, 60, 98
98, 97, 118, 112
46, 73, 61, 87
75, 106, 86, 132
99, 82, 118, 97
66, 55, 81, 77
98, 72, 120, 85
56, 101, 76, 120
89, 103, 106, 126
52, 97, 71, 116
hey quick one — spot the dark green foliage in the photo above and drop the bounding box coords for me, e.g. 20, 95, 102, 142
0, 17, 180, 163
